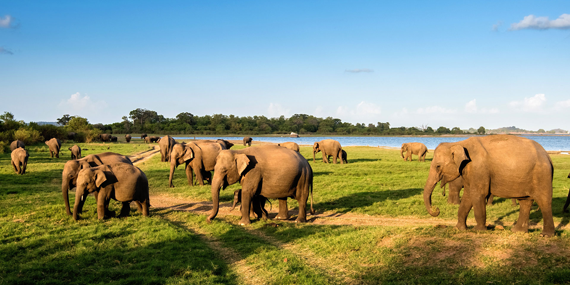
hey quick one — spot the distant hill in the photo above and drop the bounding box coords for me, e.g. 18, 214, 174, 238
488, 126, 568, 134
33, 121, 60, 126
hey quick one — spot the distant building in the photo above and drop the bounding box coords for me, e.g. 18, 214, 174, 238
290, 132, 299, 138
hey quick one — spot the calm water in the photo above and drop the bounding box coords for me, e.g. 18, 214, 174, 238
173, 135, 570, 151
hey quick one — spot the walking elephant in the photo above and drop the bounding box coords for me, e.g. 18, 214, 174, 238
68, 145, 82, 159
243, 137, 253, 146
11, 148, 29, 175
98, 134, 112, 142
424, 135, 554, 236
145, 136, 160, 143
159, 135, 176, 162
442, 176, 517, 206
45, 138, 62, 158
10, 140, 25, 151
207, 145, 314, 225
277, 142, 300, 152
313, 139, 343, 164
73, 163, 150, 221
169, 141, 226, 187
401, 142, 428, 162
61, 152, 132, 216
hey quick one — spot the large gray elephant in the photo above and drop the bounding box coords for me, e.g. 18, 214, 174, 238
11, 148, 29, 175
68, 145, 82, 159
313, 139, 343, 164
277, 142, 300, 152
424, 135, 554, 236
10, 140, 25, 151
243, 137, 253, 147
61, 152, 132, 216
73, 163, 150, 221
207, 145, 314, 225
159, 135, 176, 162
169, 141, 225, 187
125, 134, 132, 143
98, 134, 112, 142
401, 142, 428, 162
45, 138, 62, 158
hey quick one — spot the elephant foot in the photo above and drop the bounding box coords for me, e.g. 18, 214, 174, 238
511, 225, 528, 233
239, 218, 251, 226
295, 217, 307, 223
473, 224, 487, 231
456, 223, 468, 231
275, 215, 289, 220
540, 230, 555, 237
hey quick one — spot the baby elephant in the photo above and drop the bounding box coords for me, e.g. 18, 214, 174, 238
231, 189, 270, 220
68, 145, 82, 159
73, 163, 150, 221
11, 148, 29, 175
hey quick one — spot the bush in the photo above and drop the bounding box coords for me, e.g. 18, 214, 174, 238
14, 128, 44, 145
83, 129, 102, 143
0, 130, 14, 143
0, 141, 7, 154
37, 124, 67, 141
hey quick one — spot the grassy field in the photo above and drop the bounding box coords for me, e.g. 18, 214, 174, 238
1, 139, 570, 284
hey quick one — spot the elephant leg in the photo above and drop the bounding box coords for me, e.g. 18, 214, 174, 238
332, 151, 338, 164
511, 199, 518, 207
275, 199, 289, 220
295, 191, 309, 223
456, 193, 473, 230
97, 192, 107, 220
11, 160, 19, 174
512, 199, 532, 233
486, 193, 494, 206
322, 152, 328, 163
472, 194, 487, 231
448, 186, 461, 205
134, 201, 143, 212
533, 195, 555, 237
239, 189, 254, 225
142, 199, 150, 217
563, 188, 570, 213
194, 166, 205, 186
120, 202, 131, 217
185, 163, 194, 186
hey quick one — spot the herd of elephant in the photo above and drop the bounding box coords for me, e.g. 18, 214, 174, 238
7, 134, 570, 236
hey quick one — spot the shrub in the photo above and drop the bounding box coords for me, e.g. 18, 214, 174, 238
0, 141, 7, 154
37, 124, 67, 141
83, 129, 102, 143
14, 128, 44, 145
0, 130, 14, 143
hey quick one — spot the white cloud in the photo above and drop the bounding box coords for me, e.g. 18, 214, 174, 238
510, 14, 570, 30
465, 99, 499, 114
509, 94, 546, 112
554, 99, 570, 110
0, 15, 12, 28
267, 103, 290, 118
416, 106, 456, 114
345, 69, 374, 73
492, 21, 503, 31
0, 47, 13, 55
335, 101, 381, 122
58, 92, 108, 115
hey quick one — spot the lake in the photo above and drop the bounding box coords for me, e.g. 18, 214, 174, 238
172, 135, 570, 151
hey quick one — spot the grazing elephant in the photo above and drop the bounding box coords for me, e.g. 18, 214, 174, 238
277, 142, 300, 152
73, 163, 150, 221
45, 138, 62, 158
110, 136, 118, 142
442, 176, 517, 206
11, 148, 29, 175
10, 140, 25, 151
401, 142, 428, 162
159, 135, 176, 162
424, 135, 554, 236
69, 145, 82, 159
169, 141, 226, 187
141, 133, 148, 140
341, 149, 348, 164
67, 132, 77, 141
98, 134, 112, 142
207, 145, 314, 225
243, 137, 253, 146
61, 152, 132, 216
231, 188, 270, 220
563, 172, 570, 213
313, 139, 343, 164
216, 139, 234, 149
125, 134, 132, 143
148, 136, 160, 143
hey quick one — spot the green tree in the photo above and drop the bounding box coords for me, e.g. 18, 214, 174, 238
0, 111, 15, 122
477, 126, 485, 135
57, 114, 72, 126
67, 116, 92, 132
436, 126, 451, 134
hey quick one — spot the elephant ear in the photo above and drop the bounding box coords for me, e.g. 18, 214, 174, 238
313, 142, 319, 150
79, 161, 91, 170
450, 145, 468, 175
182, 146, 194, 162
94, 169, 108, 188
235, 154, 250, 176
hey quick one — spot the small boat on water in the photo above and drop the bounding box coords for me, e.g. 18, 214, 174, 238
290, 132, 299, 138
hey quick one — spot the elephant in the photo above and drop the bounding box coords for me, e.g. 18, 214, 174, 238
125, 134, 132, 143
110, 136, 118, 142
277, 142, 300, 152
73, 163, 150, 221
141, 133, 148, 140
169, 141, 226, 187
216, 139, 234, 149
231, 188, 270, 220
61, 152, 132, 216
341, 149, 348, 164
98, 134, 112, 142
158, 135, 176, 162
10, 140, 25, 151
243, 137, 253, 147
207, 145, 314, 225
11, 148, 29, 175
442, 176, 517, 206
68, 145, 82, 160
145, 136, 160, 143
563, 172, 570, 213
401, 142, 428, 162
313, 139, 343, 164
424, 135, 554, 236
67, 132, 77, 141
45, 138, 62, 158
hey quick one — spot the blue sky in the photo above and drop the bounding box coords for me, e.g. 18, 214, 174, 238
1, 1, 569, 130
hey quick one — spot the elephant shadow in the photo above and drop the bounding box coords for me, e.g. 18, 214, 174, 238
313, 171, 333, 177
347, 158, 382, 163
312, 188, 422, 214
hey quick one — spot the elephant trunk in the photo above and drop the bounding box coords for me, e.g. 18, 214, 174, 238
207, 175, 223, 223
73, 187, 86, 221
169, 159, 177, 188
313, 150, 316, 163
400, 147, 405, 159
230, 190, 240, 211
62, 179, 72, 216
423, 168, 441, 217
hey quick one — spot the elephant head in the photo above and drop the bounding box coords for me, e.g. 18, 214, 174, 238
73, 165, 113, 221
208, 150, 251, 222
423, 143, 469, 217
400, 143, 408, 159
312, 142, 321, 162
168, 143, 194, 187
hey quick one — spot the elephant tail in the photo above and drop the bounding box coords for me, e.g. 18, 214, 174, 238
309, 170, 314, 215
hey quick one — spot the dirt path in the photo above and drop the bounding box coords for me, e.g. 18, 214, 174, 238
129, 145, 160, 164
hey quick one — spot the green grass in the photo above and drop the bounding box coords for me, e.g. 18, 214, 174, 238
2, 141, 570, 284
